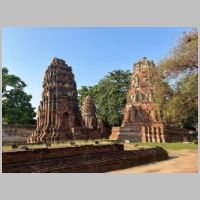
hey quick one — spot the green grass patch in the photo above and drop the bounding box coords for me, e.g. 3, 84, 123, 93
129, 142, 198, 150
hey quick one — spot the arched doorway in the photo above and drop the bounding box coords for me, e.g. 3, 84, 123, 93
62, 112, 70, 129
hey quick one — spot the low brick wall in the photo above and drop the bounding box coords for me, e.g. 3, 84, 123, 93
2, 144, 168, 173
2, 124, 36, 144
73, 127, 102, 140
2, 144, 124, 165
164, 126, 196, 142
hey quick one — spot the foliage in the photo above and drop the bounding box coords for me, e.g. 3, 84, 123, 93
149, 30, 198, 129
159, 29, 198, 77
2, 67, 36, 124
165, 73, 198, 128
147, 66, 174, 111
2, 67, 26, 93
78, 70, 131, 127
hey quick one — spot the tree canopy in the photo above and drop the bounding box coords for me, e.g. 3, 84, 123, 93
157, 29, 198, 129
2, 67, 26, 93
164, 73, 198, 128
2, 67, 36, 124
159, 29, 198, 77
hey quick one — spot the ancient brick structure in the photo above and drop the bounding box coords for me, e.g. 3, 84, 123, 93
110, 57, 195, 143
28, 58, 82, 143
28, 58, 105, 143
81, 96, 97, 129
2, 144, 169, 173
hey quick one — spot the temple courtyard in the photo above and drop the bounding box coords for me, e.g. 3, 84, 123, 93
112, 143, 198, 173
2, 56, 198, 174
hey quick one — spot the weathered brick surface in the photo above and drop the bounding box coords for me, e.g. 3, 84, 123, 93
110, 58, 196, 143
2, 144, 168, 173
28, 58, 107, 143
2, 144, 124, 165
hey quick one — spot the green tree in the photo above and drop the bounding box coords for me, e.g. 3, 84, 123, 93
165, 73, 198, 128
2, 67, 36, 124
147, 66, 174, 112
2, 67, 26, 93
78, 70, 131, 128
157, 29, 198, 129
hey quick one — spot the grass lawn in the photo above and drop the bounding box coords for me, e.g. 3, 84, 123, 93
2, 139, 198, 152
126, 142, 198, 151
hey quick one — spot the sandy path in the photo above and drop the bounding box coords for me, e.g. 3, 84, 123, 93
111, 150, 198, 173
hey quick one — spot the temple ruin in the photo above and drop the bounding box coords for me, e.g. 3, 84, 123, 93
27, 58, 103, 143
110, 57, 195, 143
81, 96, 97, 129
27, 57, 195, 144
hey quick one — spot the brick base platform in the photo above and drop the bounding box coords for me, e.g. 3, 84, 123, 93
2, 144, 168, 173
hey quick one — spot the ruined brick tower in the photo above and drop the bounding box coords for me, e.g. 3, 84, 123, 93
110, 57, 194, 143
81, 96, 97, 129
28, 57, 82, 143
122, 57, 163, 126
110, 57, 165, 142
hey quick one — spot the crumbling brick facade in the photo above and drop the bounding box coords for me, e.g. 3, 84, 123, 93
110, 57, 195, 143
28, 58, 104, 143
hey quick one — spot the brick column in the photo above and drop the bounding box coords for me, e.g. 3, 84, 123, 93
160, 127, 165, 143
141, 126, 146, 142
151, 127, 155, 143
147, 127, 150, 142
156, 127, 160, 143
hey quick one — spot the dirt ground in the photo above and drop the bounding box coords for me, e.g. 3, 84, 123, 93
111, 149, 198, 173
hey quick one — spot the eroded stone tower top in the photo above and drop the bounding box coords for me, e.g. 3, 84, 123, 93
82, 96, 97, 129
123, 57, 163, 125
133, 57, 155, 72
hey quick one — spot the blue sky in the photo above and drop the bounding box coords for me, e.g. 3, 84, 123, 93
2, 27, 192, 110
